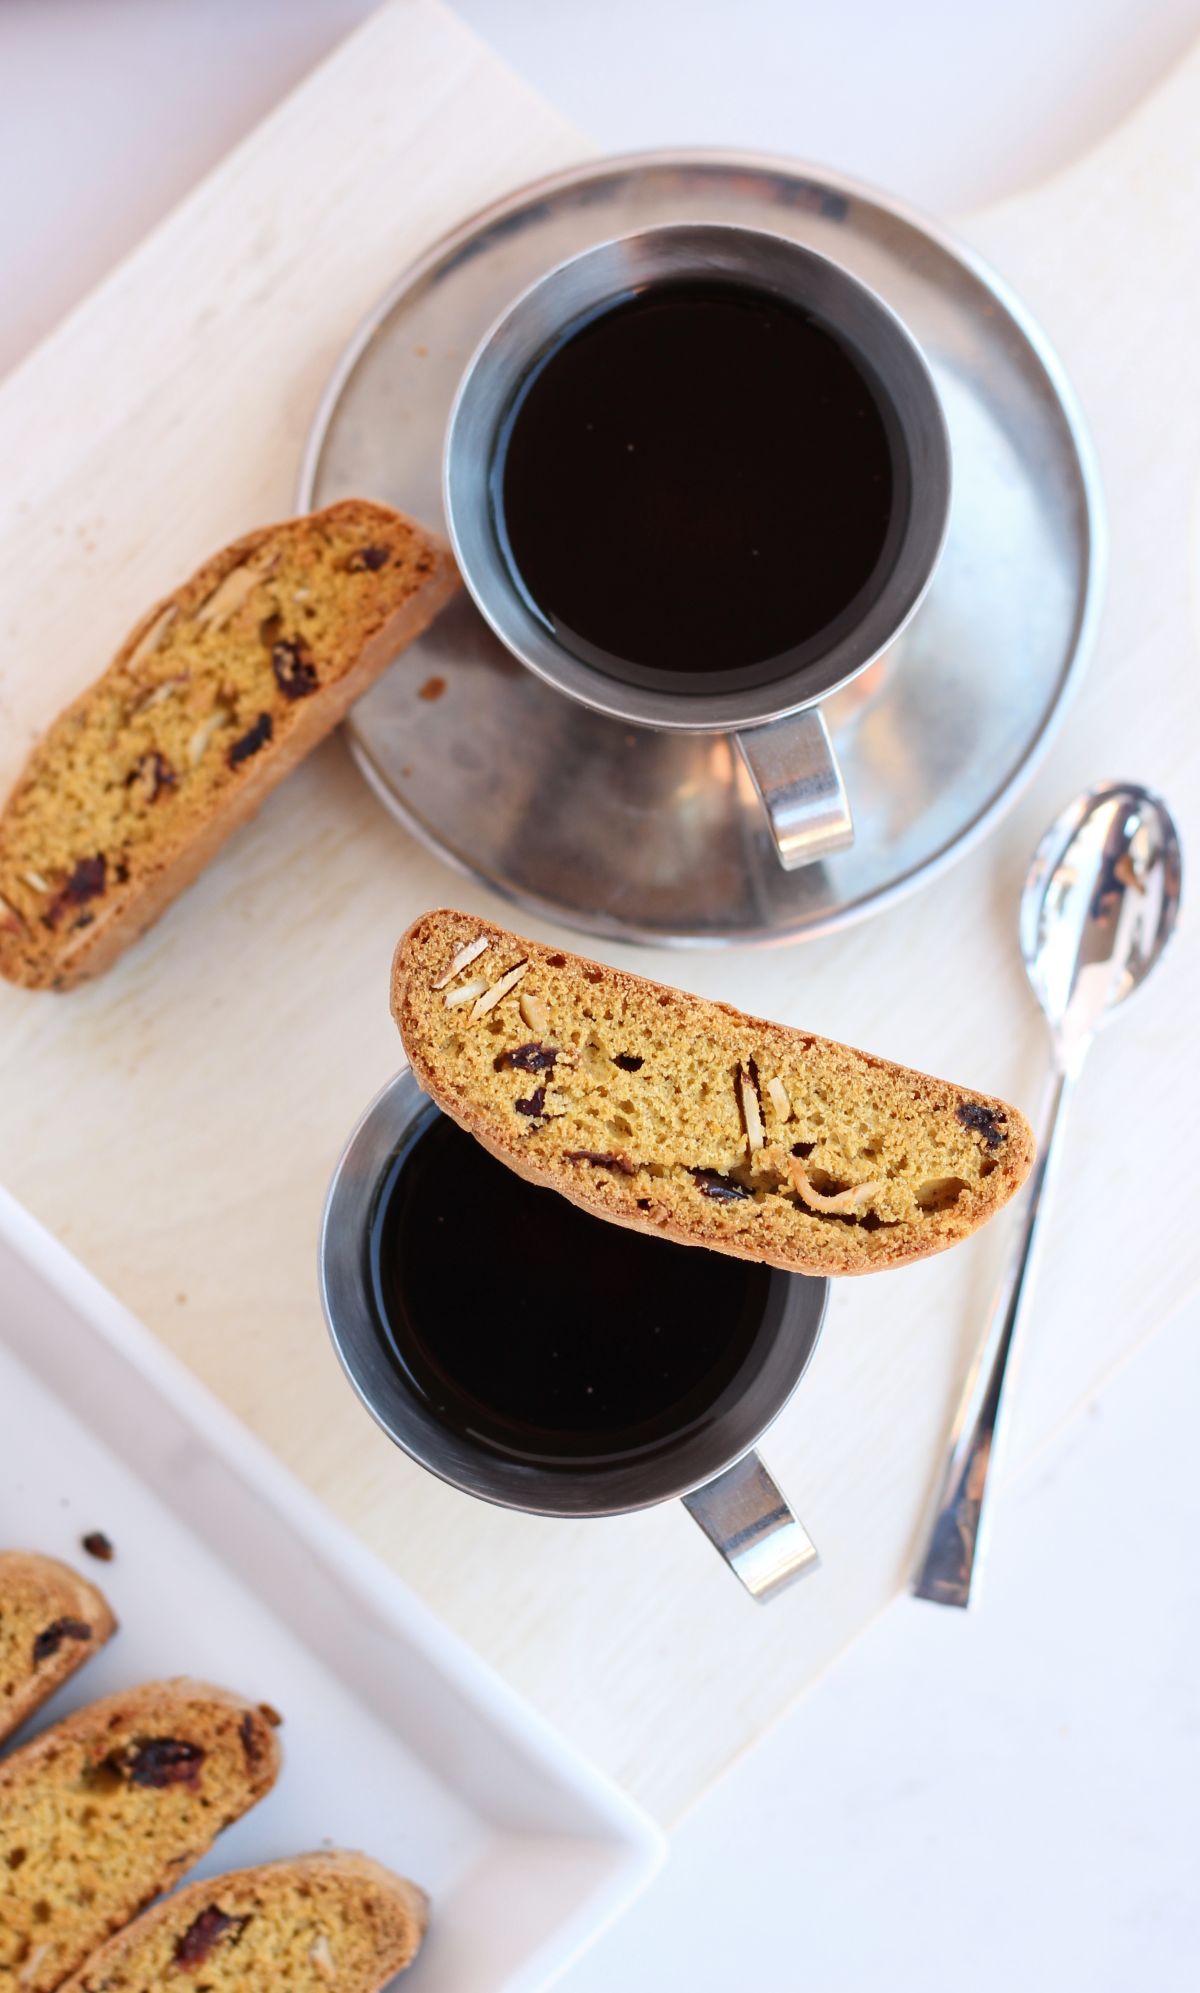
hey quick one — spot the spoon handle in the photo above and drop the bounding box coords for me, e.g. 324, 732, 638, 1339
911, 1064, 1074, 1608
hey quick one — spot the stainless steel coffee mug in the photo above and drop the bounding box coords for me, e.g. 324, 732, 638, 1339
320, 1069, 830, 1601
444, 222, 951, 871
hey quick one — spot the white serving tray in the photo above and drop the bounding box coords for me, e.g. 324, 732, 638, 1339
0, 1185, 663, 1991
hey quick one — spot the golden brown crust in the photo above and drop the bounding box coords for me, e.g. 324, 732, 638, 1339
391, 909, 1035, 1277
0, 1678, 283, 1992
0, 1551, 117, 1745
0, 501, 459, 989
60, 1851, 427, 1991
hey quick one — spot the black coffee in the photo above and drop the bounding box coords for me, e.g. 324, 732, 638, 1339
495, 280, 898, 695
367, 1112, 774, 1469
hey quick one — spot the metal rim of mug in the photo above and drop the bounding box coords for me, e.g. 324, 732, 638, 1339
318, 1066, 831, 1520
441, 220, 952, 734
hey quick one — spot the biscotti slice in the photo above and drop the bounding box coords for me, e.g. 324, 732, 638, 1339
0, 1679, 282, 1992
60, 1852, 427, 1991
0, 500, 458, 989
392, 909, 1035, 1277
0, 1552, 116, 1745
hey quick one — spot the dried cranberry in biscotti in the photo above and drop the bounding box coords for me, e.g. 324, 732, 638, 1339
956, 1101, 1007, 1148
45, 855, 106, 927
228, 714, 273, 766
32, 1617, 92, 1664
565, 1150, 639, 1175
115, 1737, 206, 1788
271, 640, 319, 700
495, 1042, 559, 1074
173, 1905, 249, 1967
691, 1169, 752, 1202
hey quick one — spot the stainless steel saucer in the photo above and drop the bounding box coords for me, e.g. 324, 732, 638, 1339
298, 150, 1103, 947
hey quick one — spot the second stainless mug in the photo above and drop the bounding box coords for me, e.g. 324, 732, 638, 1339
320, 1069, 830, 1601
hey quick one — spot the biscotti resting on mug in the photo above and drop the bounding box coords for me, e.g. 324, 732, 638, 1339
393, 909, 1035, 1277
0, 1550, 117, 1744
0, 1679, 282, 1992
60, 1852, 428, 1992
0, 501, 458, 990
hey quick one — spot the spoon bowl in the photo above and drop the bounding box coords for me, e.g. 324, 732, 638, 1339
1019, 781, 1182, 1070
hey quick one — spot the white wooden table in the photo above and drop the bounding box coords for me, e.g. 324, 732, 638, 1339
1, 0, 1197, 1829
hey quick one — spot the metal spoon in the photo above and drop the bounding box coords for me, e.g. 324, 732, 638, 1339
912, 780, 1182, 1609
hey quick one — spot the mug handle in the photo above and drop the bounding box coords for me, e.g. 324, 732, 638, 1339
683, 1450, 819, 1601
735, 708, 855, 870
